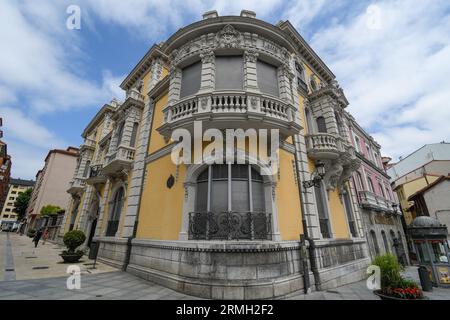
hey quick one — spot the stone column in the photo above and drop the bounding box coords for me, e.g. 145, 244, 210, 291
76, 185, 94, 233
243, 50, 259, 93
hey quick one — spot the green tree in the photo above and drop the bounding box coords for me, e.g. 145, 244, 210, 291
13, 188, 32, 220
40, 204, 65, 217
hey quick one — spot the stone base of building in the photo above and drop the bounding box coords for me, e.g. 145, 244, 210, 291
95, 237, 370, 299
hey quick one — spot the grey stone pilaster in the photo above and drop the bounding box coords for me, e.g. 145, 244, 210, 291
244, 50, 259, 92
121, 99, 155, 238
199, 50, 215, 93
95, 179, 111, 237
168, 67, 182, 106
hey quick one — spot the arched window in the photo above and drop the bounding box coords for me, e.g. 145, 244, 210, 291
343, 186, 357, 237
316, 116, 327, 133
356, 171, 364, 191
314, 182, 331, 238
381, 230, 390, 253
390, 230, 397, 256
106, 187, 125, 237
192, 164, 268, 240
378, 183, 386, 198
130, 122, 139, 147
367, 176, 374, 193
116, 122, 125, 146
370, 230, 380, 255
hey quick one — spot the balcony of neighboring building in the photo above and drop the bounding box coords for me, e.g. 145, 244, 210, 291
67, 177, 86, 195
358, 190, 397, 213
85, 163, 107, 185
79, 138, 96, 152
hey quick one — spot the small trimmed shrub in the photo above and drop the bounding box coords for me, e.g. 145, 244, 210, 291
63, 230, 86, 254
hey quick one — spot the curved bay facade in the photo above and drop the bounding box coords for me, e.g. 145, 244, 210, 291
59, 11, 402, 299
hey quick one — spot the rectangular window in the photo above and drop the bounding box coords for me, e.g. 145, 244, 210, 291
257, 60, 279, 96
180, 60, 202, 98
215, 56, 244, 90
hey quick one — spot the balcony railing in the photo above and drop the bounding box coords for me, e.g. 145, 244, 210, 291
103, 145, 136, 175
160, 91, 300, 137
358, 190, 395, 213
306, 133, 340, 160
80, 138, 96, 151
188, 211, 272, 241
67, 177, 86, 194
86, 164, 106, 185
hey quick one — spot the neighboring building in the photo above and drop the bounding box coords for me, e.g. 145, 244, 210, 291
408, 175, 450, 241
26, 147, 79, 231
387, 142, 450, 225
62, 10, 407, 299
0, 178, 35, 229
345, 120, 408, 263
0, 117, 12, 213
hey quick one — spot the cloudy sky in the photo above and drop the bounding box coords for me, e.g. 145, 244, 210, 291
1, 0, 449, 180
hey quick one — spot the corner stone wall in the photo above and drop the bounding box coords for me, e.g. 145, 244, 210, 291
95, 237, 129, 269
126, 239, 305, 299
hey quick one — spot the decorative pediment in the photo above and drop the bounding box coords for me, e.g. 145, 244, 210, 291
216, 24, 242, 48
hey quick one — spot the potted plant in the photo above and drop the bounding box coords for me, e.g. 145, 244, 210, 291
60, 230, 86, 263
372, 253, 425, 300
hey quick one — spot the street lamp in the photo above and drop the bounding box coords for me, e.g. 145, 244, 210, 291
302, 161, 326, 189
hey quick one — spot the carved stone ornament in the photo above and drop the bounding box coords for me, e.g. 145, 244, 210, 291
250, 97, 258, 109
200, 50, 215, 64
201, 98, 208, 110
244, 49, 259, 63
216, 24, 242, 48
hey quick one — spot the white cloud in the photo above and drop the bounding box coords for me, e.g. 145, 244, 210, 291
308, 0, 450, 160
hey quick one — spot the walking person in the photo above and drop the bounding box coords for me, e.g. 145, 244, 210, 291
42, 228, 50, 245
33, 228, 43, 248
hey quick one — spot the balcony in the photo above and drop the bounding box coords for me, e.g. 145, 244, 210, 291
79, 138, 96, 152
358, 190, 395, 213
158, 91, 302, 139
86, 164, 107, 185
306, 133, 341, 160
102, 145, 136, 176
67, 177, 86, 195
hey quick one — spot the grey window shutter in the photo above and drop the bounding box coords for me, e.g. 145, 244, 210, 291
257, 60, 279, 96
215, 56, 244, 90
180, 61, 202, 98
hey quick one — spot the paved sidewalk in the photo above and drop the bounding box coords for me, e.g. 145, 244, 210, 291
0, 231, 116, 281
2, 232, 449, 300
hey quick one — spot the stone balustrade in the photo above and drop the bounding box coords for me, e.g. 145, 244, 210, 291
358, 190, 395, 213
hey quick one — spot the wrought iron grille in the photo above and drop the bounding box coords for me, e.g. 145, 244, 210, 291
188, 211, 272, 240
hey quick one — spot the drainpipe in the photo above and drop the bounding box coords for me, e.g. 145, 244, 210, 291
293, 136, 321, 293
122, 98, 155, 272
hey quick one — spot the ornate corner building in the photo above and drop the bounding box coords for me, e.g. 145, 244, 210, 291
61, 11, 407, 299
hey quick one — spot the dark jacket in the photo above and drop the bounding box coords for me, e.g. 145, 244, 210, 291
33, 230, 43, 242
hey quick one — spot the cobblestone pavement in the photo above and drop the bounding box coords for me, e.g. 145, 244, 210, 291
2, 232, 449, 300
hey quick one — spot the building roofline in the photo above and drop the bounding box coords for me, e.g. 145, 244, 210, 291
44, 147, 79, 163
82, 103, 116, 138
120, 44, 170, 91
9, 178, 35, 187
407, 175, 450, 201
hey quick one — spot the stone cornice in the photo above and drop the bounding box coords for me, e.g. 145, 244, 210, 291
82, 104, 115, 138
120, 44, 170, 91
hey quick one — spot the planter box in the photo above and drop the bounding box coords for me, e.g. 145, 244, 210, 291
374, 290, 428, 300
